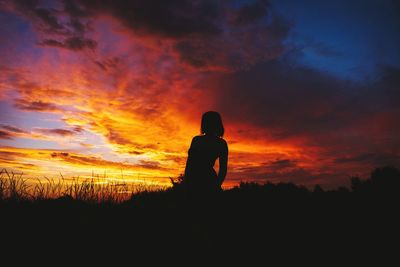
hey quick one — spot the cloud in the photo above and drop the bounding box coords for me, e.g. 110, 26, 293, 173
72, 126, 83, 133
50, 151, 169, 171
6, 0, 96, 51
229, 161, 332, 186
0, 147, 174, 183
9, 0, 66, 34
0, 124, 27, 134
206, 61, 339, 133
138, 159, 164, 170
0, 148, 37, 170
200, 59, 395, 142
6, 0, 290, 70
269, 159, 297, 169
94, 57, 120, 71
75, 0, 222, 38
232, 0, 270, 25
172, 5, 290, 71
38, 37, 97, 51
1, 0, 399, 188
204, 61, 400, 177
0, 124, 29, 140
34, 128, 79, 137
0, 124, 81, 140
0, 150, 40, 170
14, 99, 60, 112
0, 130, 14, 139
335, 153, 400, 166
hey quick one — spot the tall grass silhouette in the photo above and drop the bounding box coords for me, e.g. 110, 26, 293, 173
0, 168, 163, 202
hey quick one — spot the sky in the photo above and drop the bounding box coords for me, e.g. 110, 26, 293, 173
0, 0, 399, 188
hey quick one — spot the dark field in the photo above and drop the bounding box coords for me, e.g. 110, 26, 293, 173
1, 166, 399, 265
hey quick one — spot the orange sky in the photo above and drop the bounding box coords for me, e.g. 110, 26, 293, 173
1, 1, 399, 189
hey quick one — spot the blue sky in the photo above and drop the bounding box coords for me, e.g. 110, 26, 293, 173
272, 0, 400, 81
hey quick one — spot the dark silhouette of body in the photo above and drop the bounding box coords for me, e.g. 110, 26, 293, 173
184, 111, 228, 195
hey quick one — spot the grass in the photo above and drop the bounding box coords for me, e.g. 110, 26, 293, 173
0, 168, 163, 203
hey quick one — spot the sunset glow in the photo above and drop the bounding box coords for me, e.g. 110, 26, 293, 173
1, 0, 399, 188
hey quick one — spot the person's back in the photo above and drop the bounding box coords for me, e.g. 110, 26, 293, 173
184, 112, 228, 194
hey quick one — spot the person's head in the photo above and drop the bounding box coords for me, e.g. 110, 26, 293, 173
201, 111, 224, 137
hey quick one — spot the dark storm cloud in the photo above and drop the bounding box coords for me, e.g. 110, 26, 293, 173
10, 0, 67, 34
5, 0, 290, 68
206, 60, 400, 141
76, 0, 222, 38
66, 0, 289, 70
6, 0, 95, 51
204, 59, 355, 136
38, 36, 96, 51
232, 0, 270, 25
5, 0, 221, 38
201, 59, 400, 171
33, 7, 64, 31
374, 65, 400, 106
172, 2, 290, 70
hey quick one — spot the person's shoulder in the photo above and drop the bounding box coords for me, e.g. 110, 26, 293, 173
191, 135, 203, 144
192, 135, 202, 141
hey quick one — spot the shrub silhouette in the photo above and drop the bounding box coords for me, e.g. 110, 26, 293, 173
351, 166, 400, 196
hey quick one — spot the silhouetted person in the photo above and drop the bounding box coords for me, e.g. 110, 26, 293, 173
184, 111, 228, 198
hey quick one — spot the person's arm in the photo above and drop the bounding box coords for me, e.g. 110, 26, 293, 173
217, 140, 228, 187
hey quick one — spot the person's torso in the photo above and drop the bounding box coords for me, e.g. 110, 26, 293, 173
188, 135, 224, 176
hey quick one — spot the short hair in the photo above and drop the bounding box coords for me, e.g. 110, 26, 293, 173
201, 111, 224, 137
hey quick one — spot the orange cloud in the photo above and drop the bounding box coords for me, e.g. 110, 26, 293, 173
1, 1, 399, 190
0, 147, 174, 185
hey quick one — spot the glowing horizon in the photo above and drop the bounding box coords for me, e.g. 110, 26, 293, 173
1, 0, 399, 189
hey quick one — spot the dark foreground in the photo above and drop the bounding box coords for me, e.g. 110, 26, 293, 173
1, 167, 399, 265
